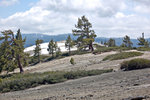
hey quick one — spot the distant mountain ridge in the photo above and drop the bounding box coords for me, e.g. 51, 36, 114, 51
22, 33, 75, 47
0, 33, 150, 47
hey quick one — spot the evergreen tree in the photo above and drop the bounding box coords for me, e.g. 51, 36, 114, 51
47, 39, 57, 57
0, 29, 28, 73
0, 30, 16, 73
65, 35, 74, 55
13, 29, 29, 73
34, 39, 43, 62
107, 38, 116, 47
54, 41, 58, 52
138, 33, 149, 47
120, 43, 126, 47
56, 47, 62, 57
104, 40, 108, 47
123, 35, 133, 48
144, 41, 149, 48
72, 15, 97, 51
100, 41, 103, 45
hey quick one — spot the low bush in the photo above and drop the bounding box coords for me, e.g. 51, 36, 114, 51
93, 46, 131, 54
62, 50, 89, 57
137, 47, 150, 51
64, 69, 113, 79
0, 69, 112, 93
0, 78, 2, 83
120, 58, 150, 71
70, 58, 75, 65
103, 52, 143, 61
28, 55, 49, 65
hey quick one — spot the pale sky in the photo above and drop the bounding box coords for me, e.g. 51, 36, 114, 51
0, 0, 150, 38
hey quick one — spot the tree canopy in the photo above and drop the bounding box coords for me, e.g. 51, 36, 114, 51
65, 35, 74, 55
138, 33, 149, 47
123, 35, 133, 48
47, 39, 57, 57
34, 39, 43, 63
107, 38, 116, 47
0, 29, 28, 73
72, 15, 96, 51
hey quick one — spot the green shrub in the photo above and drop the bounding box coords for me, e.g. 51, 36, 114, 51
137, 47, 150, 51
62, 50, 89, 57
64, 69, 113, 79
0, 78, 2, 83
120, 58, 150, 71
0, 69, 112, 93
93, 46, 131, 54
70, 58, 75, 65
44, 73, 67, 84
103, 52, 143, 61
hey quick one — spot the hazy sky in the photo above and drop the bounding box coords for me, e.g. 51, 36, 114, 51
0, 0, 150, 38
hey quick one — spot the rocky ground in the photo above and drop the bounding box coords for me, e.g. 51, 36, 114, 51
0, 50, 150, 100
14, 50, 150, 73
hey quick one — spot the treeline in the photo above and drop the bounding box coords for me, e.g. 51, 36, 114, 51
100, 33, 149, 48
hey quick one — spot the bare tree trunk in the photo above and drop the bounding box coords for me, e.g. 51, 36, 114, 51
89, 42, 94, 52
17, 55, 24, 73
69, 46, 71, 55
52, 50, 54, 58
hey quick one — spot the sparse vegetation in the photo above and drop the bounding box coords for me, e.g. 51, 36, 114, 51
0, 69, 112, 93
137, 47, 150, 51
103, 52, 143, 61
93, 46, 131, 54
29, 55, 49, 65
28, 50, 90, 66
120, 58, 150, 71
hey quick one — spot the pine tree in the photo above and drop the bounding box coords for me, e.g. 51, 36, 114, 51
34, 39, 43, 62
56, 47, 62, 57
144, 41, 149, 48
104, 40, 108, 47
100, 41, 103, 45
47, 39, 57, 57
123, 35, 133, 48
120, 43, 126, 47
13, 29, 29, 73
107, 38, 116, 47
65, 35, 74, 55
0, 30, 16, 73
54, 41, 58, 52
72, 16, 97, 52
138, 33, 149, 47
0, 29, 28, 73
